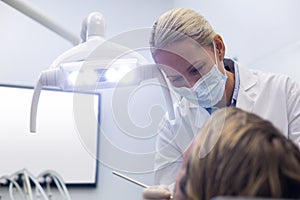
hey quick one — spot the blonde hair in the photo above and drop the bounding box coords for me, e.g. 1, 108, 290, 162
186, 107, 300, 200
149, 8, 216, 58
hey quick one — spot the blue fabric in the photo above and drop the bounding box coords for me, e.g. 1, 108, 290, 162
231, 62, 240, 107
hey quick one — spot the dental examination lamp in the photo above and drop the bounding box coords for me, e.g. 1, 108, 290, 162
30, 61, 176, 133
30, 11, 105, 133
29, 11, 175, 133
49, 11, 107, 69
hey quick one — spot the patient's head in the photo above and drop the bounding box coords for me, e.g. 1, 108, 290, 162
181, 107, 300, 200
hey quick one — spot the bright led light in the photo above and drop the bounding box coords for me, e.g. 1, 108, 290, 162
78, 70, 99, 85
65, 58, 139, 86
105, 66, 135, 83
104, 60, 137, 83
118, 66, 136, 83
68, 71, 79, 86
68, 70, 98, 87
105, 68, 118, 82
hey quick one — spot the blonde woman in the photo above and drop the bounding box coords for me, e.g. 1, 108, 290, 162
150, 7, 300, 186
143, 107, 300, 200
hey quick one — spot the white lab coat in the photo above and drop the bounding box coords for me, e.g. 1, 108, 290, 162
154, 63, 300, 185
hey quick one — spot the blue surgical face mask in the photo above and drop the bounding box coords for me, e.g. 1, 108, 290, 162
172, 43, 227, 108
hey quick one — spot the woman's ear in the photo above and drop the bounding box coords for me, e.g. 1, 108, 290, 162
213, 34, 226, 60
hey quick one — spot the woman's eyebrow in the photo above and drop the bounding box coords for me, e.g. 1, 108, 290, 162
186, 60, 206, 72
166, 74, 181, 78
187, 64, 196, 73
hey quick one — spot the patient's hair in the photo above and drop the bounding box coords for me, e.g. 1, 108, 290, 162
185, 107, 300, 200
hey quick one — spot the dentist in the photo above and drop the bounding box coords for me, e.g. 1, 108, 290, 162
148, 7, 300, 190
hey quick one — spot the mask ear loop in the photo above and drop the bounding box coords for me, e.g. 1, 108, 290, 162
212, 41, 227, 76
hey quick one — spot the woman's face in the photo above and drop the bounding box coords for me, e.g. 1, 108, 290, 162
154, 39, 218, 88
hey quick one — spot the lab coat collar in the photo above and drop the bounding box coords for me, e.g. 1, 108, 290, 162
236, 64, 258, 112
238, 64, 257, 91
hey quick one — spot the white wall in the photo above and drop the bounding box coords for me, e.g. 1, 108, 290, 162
174, 0, 300, 82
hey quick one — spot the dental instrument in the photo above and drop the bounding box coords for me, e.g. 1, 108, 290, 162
112, 171, 148, 188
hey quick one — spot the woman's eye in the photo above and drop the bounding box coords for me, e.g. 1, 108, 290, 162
190, 66, 203, 75
190, 68, 199, 75
171, 76, 183, 83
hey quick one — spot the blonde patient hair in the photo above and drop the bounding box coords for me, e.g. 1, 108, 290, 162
186, 107, 300, 200
149, 8, 216, 59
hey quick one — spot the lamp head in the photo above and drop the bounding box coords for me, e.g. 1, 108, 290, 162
80, 12, 106, 42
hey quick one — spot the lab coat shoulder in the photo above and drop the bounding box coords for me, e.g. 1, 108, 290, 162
237, 65, 300, 146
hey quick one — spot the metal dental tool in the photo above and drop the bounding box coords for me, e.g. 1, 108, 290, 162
112, 171, 148, 188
